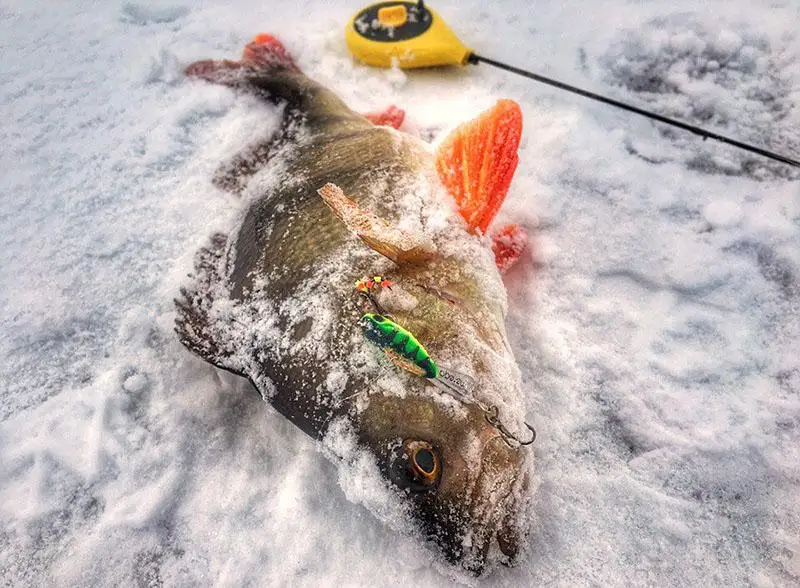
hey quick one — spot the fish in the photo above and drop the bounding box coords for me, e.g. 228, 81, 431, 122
175, 33, 534, 574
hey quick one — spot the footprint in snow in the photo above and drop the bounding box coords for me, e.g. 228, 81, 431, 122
120, 2, 188, 25
598, 15, 799, 180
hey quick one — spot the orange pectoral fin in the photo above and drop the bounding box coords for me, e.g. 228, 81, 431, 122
435, 100, 522, 234
317, 183, 437, 265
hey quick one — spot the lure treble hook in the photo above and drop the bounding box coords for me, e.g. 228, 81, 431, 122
484, 405, 536, 448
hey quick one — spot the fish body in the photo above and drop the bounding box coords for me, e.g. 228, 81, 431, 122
176, 35, 532, 573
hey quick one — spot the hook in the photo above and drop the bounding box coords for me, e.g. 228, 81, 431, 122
359, 291, 390, 317
484, 405, 536, 448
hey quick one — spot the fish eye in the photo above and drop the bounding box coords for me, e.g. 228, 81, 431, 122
405, 441, 440, 487
412, 447, 437, 478
386, 440, 442, 492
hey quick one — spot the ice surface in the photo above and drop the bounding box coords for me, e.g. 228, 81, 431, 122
1, 0, 799, 586
599, 14, 799, 180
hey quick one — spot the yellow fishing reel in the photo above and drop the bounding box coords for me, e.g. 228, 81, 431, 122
345, 1, 472, 68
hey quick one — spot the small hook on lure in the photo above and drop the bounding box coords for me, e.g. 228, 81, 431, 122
355, 276, 393, 316
355, 275, 393, 293
435, 368, 536, 448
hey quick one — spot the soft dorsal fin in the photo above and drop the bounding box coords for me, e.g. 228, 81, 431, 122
317, 183, 437, 265
435, 100, 522, 234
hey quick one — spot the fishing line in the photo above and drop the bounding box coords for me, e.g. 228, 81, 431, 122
468, 53, 800, 168
346, 1, 800, 169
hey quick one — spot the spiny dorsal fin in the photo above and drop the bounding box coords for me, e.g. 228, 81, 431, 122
435, 100, 522, 234
317, 183, 437, 265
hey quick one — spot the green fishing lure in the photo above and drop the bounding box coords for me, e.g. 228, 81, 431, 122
360, 313, 439, 379
359, 312, 535, 446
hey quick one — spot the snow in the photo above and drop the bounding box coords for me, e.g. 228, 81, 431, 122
1, 0, 799, 586
703, 199, 744, 228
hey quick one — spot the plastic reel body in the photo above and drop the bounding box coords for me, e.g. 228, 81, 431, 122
346, 2, 471, 68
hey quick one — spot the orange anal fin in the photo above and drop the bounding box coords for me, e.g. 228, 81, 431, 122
436, 100, 523, 234
365, 105, 405, 129
317, 183, 437, 265
492, 224, 528, 273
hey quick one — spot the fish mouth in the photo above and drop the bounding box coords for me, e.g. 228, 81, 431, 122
358, 394, 529, 573
439, 431, 529, 574
472, 434, 527, 560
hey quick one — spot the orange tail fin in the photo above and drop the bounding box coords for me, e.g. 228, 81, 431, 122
435, 100, 522, 234
242, 33, 298, 71
185, 33, 298, 82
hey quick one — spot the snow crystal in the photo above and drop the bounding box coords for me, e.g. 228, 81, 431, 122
386, 60, 409, 89
325, 369, 348, 396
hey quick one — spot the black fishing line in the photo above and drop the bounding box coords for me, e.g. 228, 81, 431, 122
468, 53, 800, 169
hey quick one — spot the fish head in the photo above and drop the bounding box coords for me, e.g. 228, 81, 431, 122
358, 390, 531, 574
335, 196, 532, 571
345, 253, 534, 572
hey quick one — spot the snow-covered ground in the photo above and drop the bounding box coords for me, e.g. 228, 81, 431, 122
2, 0, 799, 585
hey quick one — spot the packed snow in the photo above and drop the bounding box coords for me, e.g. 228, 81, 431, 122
1, 0, 799, 586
